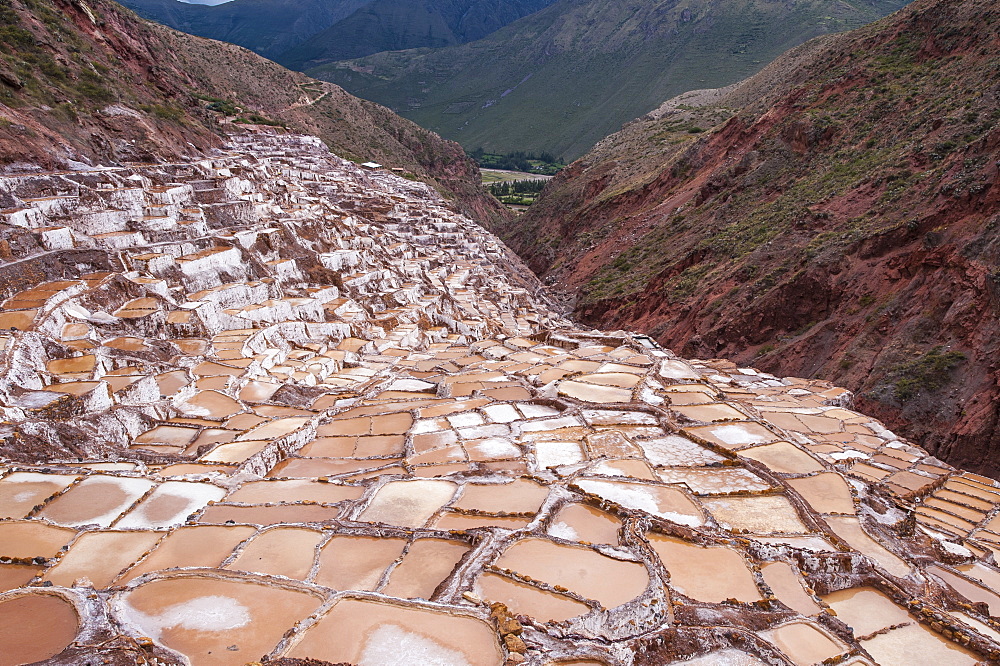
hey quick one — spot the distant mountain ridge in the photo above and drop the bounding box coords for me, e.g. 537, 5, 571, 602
118, 0, 373, 60
496, 0, 1000, 475
309, 0, 912, 159
118, 0, 556, 66
281, 0, 556, 70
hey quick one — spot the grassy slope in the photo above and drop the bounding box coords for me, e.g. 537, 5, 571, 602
0, 0, 506, 225
279, 0, 555, 70
500, 0, 1000, 473
309, 0, 910, 160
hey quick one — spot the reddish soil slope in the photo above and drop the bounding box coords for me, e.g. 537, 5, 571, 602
500, 0, 1000, 476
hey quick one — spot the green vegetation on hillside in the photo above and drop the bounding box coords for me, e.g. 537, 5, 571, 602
471, 148, 564, 175
310, 0, 911, 159
488, 178, 546, 206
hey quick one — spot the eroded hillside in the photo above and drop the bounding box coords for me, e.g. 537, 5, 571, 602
500, 0, 1000, 477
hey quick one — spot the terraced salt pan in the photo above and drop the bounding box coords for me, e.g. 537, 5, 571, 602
357, 479, 457, 527
656, 468, 772, 494
636, 435, 724, 467
786, 473, 855, 514
117, 525, 257, 584
547, 503, 622, 544
118, 576, 323, 665
701, 495, 808, 534
533, 440, 587, 469
0, 472, 79, 519
286, 597, 503, 665
576, 478, 705, 526
38, 475, 155, 527
382, 538, 469, 599
825, 517, 912, 578
648, 534, 761, 603
675, 650, 766, 666
860, 622, 979, 665
475, 572, 591, 622
0, 593, 80, 666
0, 521, 77, 559
227, 527, 325, 579
760, 562, 821, 616
820, 587, 910, 636
43, 530, 163, 588
314, 535, 408, 590
495, 537, 649, 609
115, 481, 226, 528
761, 621, 847, 665
737, 441, 825, 474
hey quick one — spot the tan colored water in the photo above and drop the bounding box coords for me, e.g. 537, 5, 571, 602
453, 479, 549, 514
495, 537, 648, 608
648, 534, 761, 603
120, 575, 322, 665
357, 479, 456, 528
475, 572, 591, 622
861, 622, 979, 665
0, 472, 78, 519
547, 503, 622, 544
701, 495, 808, 534
43, 530, 163, 588
820, 587, 910, 636
737, 441, 824, 474
382, 538, 468, 599
118, 525, 256, 584
761, 621, 846, 665
286, 597, 503, 665
225, 479, 362, 504
760, 562, 821, 616
227, 527, 325, 579
0, 593, 79, 666
0, 520, 78, 558
787, 473, 856, 514
199, 503, 341, 525
314, 535, 407, 590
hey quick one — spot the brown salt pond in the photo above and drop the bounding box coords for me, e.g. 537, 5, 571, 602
548, 503, 622, 544
0, 592, 80, 666
357, 479, 457, 528
475, 572, 591, 622
0, 471, 78, 519
119, 575, 323, 665
701, 495, 808, 534
116, 481, 226, 529
761, 621, 847, 665
576, 478, 705, 527
494, 537, 649, 609
38, 475, 155, 527
672, 402, 748, 423
314, 535, 407, 590
431, 513, 532, 530
825, 516, 912, 578
452, 478, 549, 514
117, 525, 257, 584
648, 534, 761, 603
178, 390, 243, 420
737, 441, 824, 474
860, 622, 979, 665
557, 380, 632, 403
0, 520, 77, 558
382, 538, 469, 599
227, 527, 325, 579
44, 529, 164, 588
928, 565, 1000, 615
656, 468, 771, 495
820, 587, 910, 636
285, 597, 503, 665
786, 473, 856, 514
0, 563, 42, 591
684, 422, 780, 450
760, 562, 821, 616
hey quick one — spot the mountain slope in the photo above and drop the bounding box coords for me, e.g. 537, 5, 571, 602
117, 0, 371, 60
0, 0, 505, 225
279, 0, 556, 70
497, 0, 1000, 475
309, 0, 911, 159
